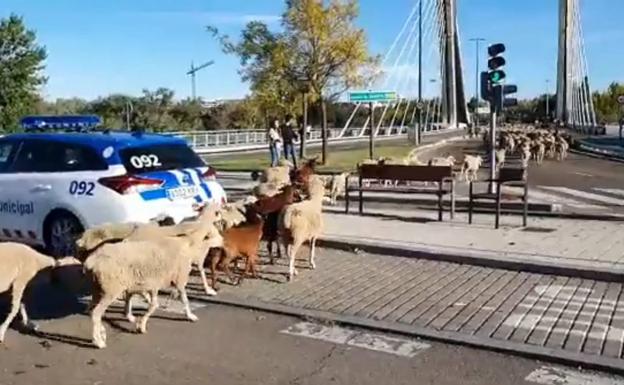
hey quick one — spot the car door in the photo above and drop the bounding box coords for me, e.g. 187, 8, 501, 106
0, 139, 37, 242
9, 139, 108, 246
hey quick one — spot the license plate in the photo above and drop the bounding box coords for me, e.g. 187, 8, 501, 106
166, 186, 199, 200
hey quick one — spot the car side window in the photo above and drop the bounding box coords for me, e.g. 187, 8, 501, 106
0, 141, 17, 173
11, 140, 108, 173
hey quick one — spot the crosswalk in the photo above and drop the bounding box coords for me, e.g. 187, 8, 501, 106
530, 186, 624, 211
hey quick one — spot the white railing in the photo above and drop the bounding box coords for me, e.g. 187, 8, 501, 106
167, 125, 457, 154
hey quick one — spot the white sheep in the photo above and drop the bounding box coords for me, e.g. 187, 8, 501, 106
328, 172, 350, 205
428, 155, 457, 167
120, 204, 224, 321
0, 243, 57, 343
460, 155, 483, 182
252, 182, 281, 198
259, 159, 293, 188
279, 175, 325, 282
84, 204, 222, 348
495, 148, 506, 172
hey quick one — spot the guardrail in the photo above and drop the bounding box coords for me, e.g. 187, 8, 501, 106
168, 124, 456, 154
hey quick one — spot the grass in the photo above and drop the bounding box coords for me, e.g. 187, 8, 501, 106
208, 142, 416, 173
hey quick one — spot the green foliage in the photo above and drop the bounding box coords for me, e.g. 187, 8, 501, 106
593, 82, 624, 124
0, 14, 47, 132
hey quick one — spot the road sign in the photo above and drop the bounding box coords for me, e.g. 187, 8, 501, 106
349, 91, 397, 103
618, 95, 624, 105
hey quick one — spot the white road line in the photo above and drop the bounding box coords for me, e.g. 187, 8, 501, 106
526, 366, 624, 385
281, 322, 430, 358
506, 187, 604, 208
572, 172, 594, 177
539, 186, 624, 206
594, 188, 624, 199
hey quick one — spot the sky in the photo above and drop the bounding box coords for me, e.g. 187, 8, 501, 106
1, 0, 622, 101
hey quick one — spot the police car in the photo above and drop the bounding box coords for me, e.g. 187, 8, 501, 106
0, 115, 226, 256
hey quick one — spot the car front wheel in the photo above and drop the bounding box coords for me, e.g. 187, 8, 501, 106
44, 212, 84, 258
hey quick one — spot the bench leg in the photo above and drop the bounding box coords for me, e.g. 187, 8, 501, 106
345, 176, 350, 214
495, 183, 502, 229
358, 177, 363, 215
523, 183, 528, 227
450, 180, 455, 220
468, 182, 473, 224
438, 183, 443, 222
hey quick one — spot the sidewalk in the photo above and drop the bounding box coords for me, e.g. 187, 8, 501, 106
320, 207, 624, 272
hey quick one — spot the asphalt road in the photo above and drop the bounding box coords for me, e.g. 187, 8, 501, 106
0, 302, 612, 385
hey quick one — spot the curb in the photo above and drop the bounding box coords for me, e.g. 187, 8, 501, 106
189, 293, 624, 374
317, 236, 624, 283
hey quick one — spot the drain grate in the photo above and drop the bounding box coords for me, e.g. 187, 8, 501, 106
521, 227, 557, 233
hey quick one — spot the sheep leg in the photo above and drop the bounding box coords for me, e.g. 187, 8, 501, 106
0, 282, 27, 343
91, 293, 117, 349
124, 292, 136, 324
309, 237, 317, 270
19, 303, 37, 331
287, 240, 303, 282
137, 290, 160, 334
267, 240, 275, 265
209, 248, 222, 291
177, 287, 198, 322
197, 264, 217, 296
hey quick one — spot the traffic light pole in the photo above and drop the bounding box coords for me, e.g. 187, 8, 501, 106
489, 108, 497, 194
369, 102, 375, 159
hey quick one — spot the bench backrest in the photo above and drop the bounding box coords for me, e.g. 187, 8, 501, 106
498, 167, 527, 183
358, 164, 453, 182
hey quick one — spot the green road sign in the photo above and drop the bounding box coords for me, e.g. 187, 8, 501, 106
349, 91, 398, 103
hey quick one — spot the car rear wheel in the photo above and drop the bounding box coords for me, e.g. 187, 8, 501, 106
44, 211, 84, 258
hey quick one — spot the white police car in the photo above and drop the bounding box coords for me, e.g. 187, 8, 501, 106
0, 115, 226, 256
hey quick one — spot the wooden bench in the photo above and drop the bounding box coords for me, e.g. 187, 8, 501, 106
468, 167, 528, 229
345, 164, 455, 221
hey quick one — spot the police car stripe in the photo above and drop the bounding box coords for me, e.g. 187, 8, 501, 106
194, 168, 213, 200
140, 189, 168, 201
180, 169, 206, 202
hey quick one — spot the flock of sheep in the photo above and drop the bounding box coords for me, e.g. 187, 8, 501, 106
1, 158, 326, 349
0, 126, 572, 349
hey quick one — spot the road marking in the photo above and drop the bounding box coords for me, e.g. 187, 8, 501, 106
539, 186, 624, 206
572, 172, 594, 177
281, 322, 430, 358
594, 188, 624, 199
526, 366, 624, 385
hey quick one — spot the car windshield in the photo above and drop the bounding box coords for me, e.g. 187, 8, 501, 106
119, 144, 205, 174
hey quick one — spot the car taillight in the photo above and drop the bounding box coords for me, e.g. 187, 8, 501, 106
203, 166, 217, 181
98, 174, 164, 195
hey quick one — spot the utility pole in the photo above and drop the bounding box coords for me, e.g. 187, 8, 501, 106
186, 60, 214, 100
545, 79, 551, 120
417, 0, 423, 145
469, 38, 486, 117
125, 100, 133, 130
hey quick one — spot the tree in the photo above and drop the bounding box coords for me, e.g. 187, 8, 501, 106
0, 14, 47, 132
282, 0, 378, 163
209, 0, 378, 163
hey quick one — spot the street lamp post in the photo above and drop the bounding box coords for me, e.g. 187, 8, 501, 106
469, 38, 486, 125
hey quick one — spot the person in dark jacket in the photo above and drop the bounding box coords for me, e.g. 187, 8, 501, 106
281, 114, 299, 167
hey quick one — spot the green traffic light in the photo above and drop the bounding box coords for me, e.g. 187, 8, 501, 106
489, 70, 505, 84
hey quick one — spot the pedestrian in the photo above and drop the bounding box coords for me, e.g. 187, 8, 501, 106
268, 118, 282, 167
619, 117, 624, 144
281, 114, 299, 167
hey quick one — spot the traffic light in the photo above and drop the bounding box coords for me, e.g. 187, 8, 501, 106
493, 84, 518, 113
480, 71, 492, 101
487, 43, 506, 84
